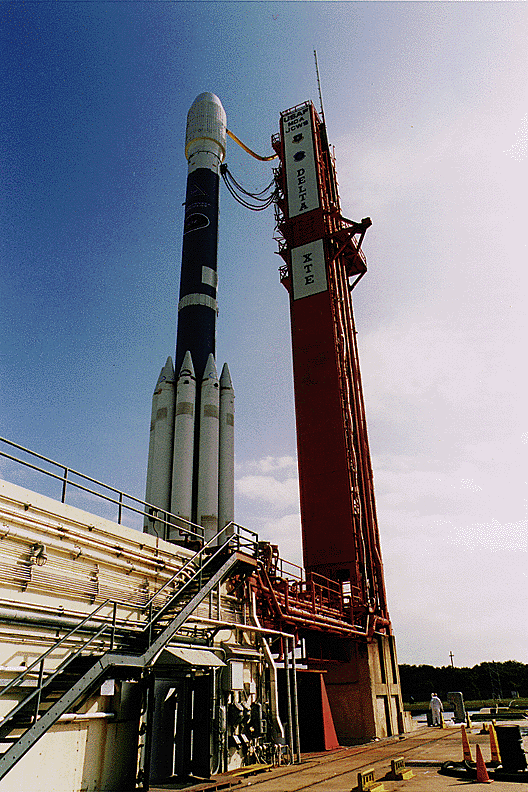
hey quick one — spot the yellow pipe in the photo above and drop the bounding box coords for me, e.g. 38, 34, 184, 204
226, 128, 277, 161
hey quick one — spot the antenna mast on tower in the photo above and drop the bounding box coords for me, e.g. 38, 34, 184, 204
314, 49, 326, 128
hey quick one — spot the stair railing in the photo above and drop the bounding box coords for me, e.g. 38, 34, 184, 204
0, 521, 259, 726
140, 521, 258, 635
0, 600, 117, 733
0, 517, 259, 747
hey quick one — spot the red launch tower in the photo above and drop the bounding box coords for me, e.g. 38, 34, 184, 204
272, 101, 389, 633
271, 102, 404, 741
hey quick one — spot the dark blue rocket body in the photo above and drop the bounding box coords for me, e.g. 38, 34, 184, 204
175, 166, 220, 382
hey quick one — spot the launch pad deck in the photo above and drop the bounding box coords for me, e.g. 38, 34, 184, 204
150, 724, 528, 792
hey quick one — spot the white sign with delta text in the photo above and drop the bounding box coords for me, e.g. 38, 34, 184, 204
282, 103, 320, 218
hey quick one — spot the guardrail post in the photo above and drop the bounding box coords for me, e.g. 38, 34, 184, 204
61, 467, 68, 503
283, 636, 294, 763
291, 639, 301, 763
117, 492, 123, 524
110, 602, 117, 650
147, 602, 153, 647
33, 659, 45, 723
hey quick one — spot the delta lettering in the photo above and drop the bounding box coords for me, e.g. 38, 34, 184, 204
297, 168, 308, 212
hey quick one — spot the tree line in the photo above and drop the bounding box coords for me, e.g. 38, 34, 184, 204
398, 661, 528, 703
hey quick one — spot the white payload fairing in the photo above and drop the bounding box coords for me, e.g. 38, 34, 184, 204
144, 94, 234, 543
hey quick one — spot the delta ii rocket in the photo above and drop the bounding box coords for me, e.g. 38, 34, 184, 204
144, 93, 234, 544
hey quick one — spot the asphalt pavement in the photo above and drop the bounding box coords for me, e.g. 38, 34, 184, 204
150, 722, 528, 792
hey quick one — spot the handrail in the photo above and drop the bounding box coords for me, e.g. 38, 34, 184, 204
1, 437, 353, 634
141, 523, 259, 635
0, 619, 112, 731
0, 438, 204, 542
141, 521, 258, 613
0, 539, 233, 729
0, 599, 116, 700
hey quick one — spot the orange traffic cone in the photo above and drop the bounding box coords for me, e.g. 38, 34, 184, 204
461, 725, 473, 763
489, 723, 501, 766
475, 744, 493, 783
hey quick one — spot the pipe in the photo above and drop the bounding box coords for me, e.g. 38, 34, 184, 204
0, 514, 187, 579
226, 128, 278, 162
0, 606, 210, 647
255, 577, 369, 636
291, 641, 301, 763
283, 636, 294, 761
192, 615, 286, 637
249, 592, 284, 741
58, 712, 115, 722
1, 496, 196, 566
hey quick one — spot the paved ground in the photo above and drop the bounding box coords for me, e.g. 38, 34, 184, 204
150, 723, 528, 792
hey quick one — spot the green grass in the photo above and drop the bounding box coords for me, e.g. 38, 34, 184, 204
404, 698, 528, 713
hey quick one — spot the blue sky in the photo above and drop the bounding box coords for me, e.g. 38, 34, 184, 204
2, 1, 527, 668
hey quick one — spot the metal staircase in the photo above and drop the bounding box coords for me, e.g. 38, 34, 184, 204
0, 525, 257, 782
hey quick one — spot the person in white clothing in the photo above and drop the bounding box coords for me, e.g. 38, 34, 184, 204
429, 693, 443, 726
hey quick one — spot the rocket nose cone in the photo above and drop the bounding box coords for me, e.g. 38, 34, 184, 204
185, 93, 227, 164
155, 356, 175, 388
219, 362, 233, 390
191, 92, 224, 111
202, 353, 219, 383
178, 350, 195, 379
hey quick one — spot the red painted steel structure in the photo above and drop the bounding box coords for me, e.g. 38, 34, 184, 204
271, 102, 391, 636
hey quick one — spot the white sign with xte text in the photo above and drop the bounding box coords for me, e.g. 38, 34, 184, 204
291, 239, 327, 300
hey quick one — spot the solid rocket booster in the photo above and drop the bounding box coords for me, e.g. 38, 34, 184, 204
218, 362, 235, 535
170, 351, 196, 529
144, 357, 175, 521
145, 94, 234, 542
175, 92, 227, 381
196, 353, 220, 542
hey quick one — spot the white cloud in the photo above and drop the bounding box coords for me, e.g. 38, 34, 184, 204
447, 516, 527, 553
235, 474, 299, 510
260, 513, 303, 570
361, 316, 500, 410
235, 455, 300, 513
234, 456, 302, 563
237, 455, 297, 476
379, 503, 528, 666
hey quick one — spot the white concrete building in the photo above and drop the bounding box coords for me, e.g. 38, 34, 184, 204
0, 475, 282, 791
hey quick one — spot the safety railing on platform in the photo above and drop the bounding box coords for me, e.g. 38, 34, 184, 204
257, 544, 354, 622
0, 437, 204, 543
142, 523, 258, 641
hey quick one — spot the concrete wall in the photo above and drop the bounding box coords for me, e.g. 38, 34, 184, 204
0, 679, 142, 792
311, 634, 409, 744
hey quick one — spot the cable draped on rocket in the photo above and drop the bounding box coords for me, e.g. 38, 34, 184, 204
221, 126, 278, 211
221, 165, 277, 211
